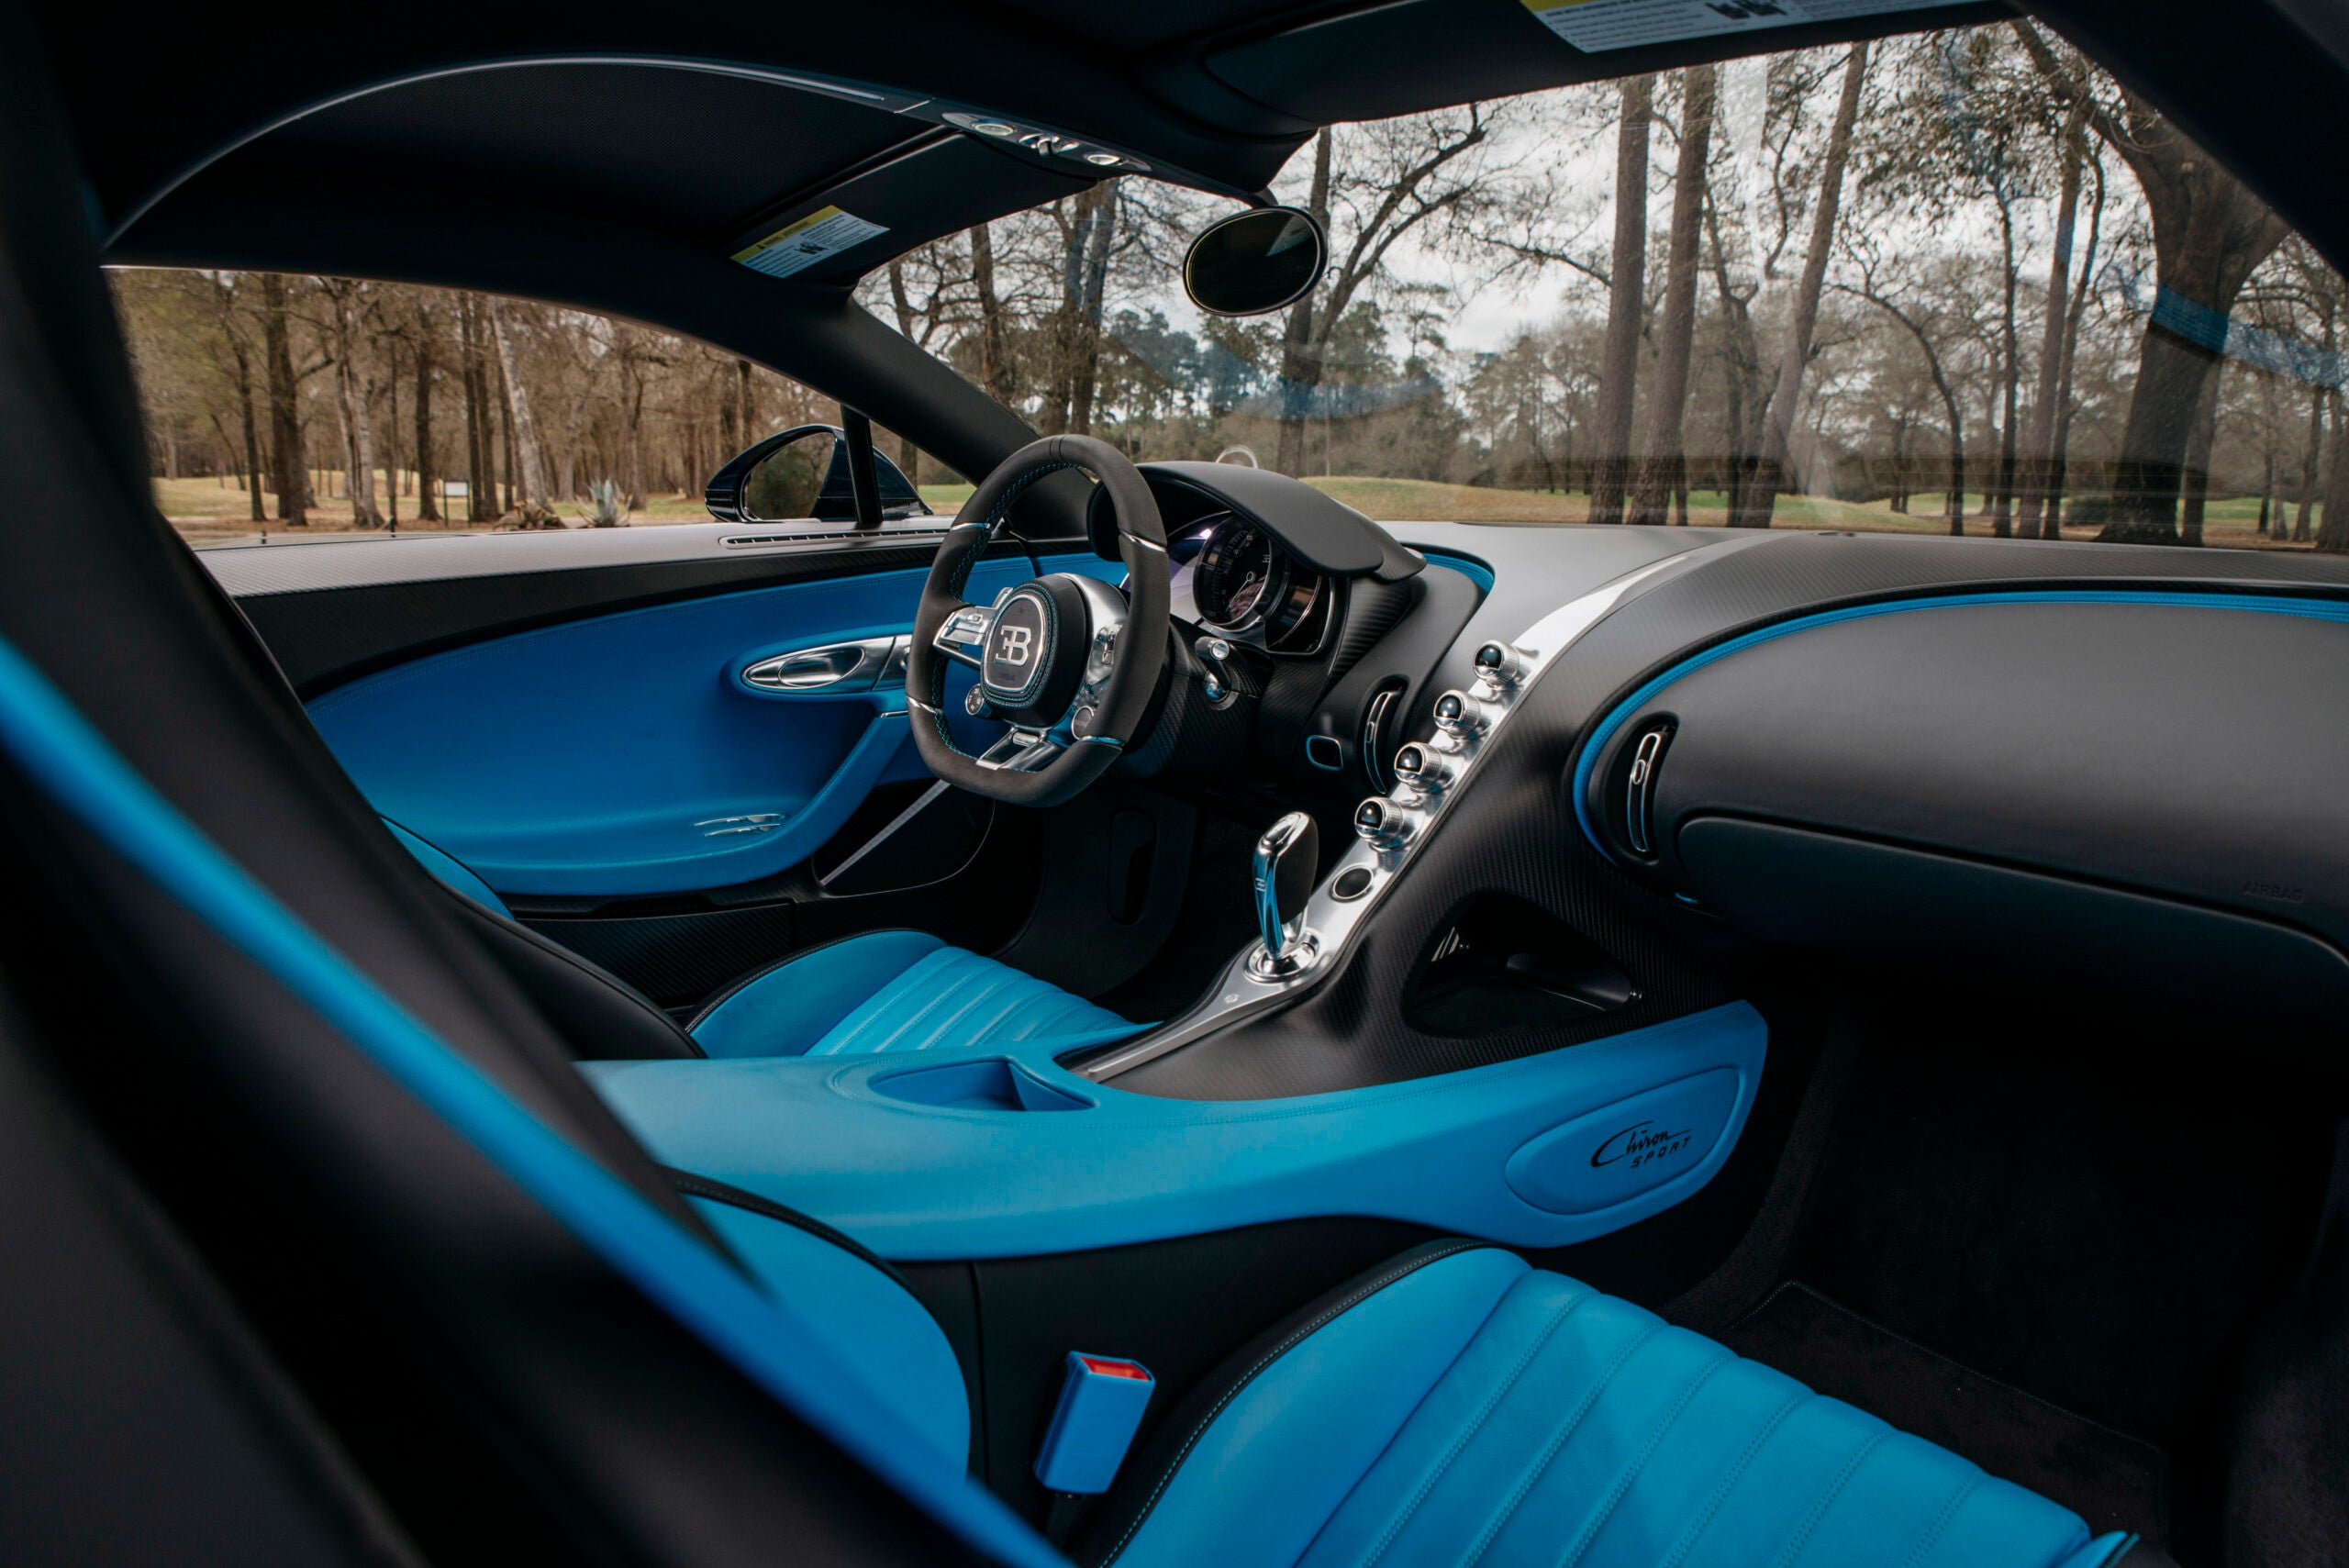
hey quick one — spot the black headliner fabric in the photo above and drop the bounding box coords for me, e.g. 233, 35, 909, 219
252, 62, 925, 237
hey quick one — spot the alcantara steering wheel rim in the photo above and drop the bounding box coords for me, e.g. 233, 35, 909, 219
906, 434, 1170, 807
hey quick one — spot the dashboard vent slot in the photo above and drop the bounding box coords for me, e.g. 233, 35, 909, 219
1616, 717, 1675, 861
1360, 678, 1407, 791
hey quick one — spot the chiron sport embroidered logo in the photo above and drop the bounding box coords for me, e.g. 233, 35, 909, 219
1590, 1119, 1696, 1171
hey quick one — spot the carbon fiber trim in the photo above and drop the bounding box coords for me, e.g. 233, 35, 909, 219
1103, 531, 2349, 1100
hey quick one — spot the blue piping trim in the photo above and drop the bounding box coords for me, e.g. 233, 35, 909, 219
1417, 550, 1495, 595
0, 636, 1062, 1568
1570, 589, 2349, 862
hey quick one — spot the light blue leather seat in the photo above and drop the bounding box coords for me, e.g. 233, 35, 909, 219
1081, 1243, 2136, 1568
387, 820, 1140, 1059
685, 929, 1140, 1058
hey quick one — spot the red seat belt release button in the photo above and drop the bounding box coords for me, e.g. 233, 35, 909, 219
1034, 1352, 1154, 1494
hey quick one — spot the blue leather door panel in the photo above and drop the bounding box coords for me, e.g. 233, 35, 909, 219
308, 554, 1116, 896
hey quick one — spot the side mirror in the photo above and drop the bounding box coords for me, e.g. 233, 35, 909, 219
705, 425, 931, 524
1183, 206, 1327, 318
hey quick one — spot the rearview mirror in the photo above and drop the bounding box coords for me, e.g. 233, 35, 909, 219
1183, 206, 1326, 317
705, 425, 931, 524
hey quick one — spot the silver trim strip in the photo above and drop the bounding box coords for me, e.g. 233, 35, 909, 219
1077, 553, 1685, 1082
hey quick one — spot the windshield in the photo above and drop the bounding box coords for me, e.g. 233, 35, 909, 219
871, 20, 2346, 551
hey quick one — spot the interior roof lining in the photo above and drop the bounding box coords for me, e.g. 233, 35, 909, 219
106, 53, 1266, 261
104, 56, 937, 249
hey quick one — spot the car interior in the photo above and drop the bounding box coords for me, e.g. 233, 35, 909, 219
3, 1, 2346, 1565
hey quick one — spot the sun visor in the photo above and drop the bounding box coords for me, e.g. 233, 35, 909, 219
725, 134, 1093, 289
1203, 0, 2006, 125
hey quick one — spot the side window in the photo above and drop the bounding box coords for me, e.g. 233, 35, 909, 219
109, 271, 948, 545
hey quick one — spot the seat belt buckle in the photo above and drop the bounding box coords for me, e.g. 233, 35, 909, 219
1033, 1352, 1154, 1494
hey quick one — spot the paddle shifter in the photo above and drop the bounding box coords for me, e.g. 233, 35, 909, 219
1249, 810, 1320, 979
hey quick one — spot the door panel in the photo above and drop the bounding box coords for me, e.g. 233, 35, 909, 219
308, 552, 1117, 897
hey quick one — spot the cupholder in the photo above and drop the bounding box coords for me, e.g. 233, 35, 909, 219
869, 1057, 1093, 1112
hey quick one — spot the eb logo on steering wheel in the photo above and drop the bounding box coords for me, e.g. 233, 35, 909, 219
995, 624, 1032, 666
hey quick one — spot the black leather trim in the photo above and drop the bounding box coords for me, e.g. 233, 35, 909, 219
444, 892, 704, 1062
661, 1167, 912, 1294
2112, 1541, 2176, 1567
1079, 1238, 1494, 1568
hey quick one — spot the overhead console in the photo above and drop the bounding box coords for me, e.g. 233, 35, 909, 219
1575, 589, 2349, 1034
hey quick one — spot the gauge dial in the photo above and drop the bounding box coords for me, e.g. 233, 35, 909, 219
1192, 518, 1287, 630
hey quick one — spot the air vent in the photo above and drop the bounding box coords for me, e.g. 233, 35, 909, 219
1607, 717, 1676, 862
722, 526, 950, 550
1360, 678, 1407, 791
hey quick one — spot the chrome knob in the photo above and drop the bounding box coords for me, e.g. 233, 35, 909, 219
1431, 688, 1497, 738
1352, 795, 1425, 849
1472, 640, 1526, 689
1390, 740, 1459, 791
1249, 810, 1319, 978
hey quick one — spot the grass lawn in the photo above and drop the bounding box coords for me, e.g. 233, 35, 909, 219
159, 471, 2323, 554
1300, 475, 2318, 550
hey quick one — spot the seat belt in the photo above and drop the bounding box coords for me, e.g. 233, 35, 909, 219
0, 634, 1063, 1568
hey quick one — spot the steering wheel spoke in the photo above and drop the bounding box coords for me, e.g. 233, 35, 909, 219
976, 729, 1063, 773
931, 600, 993, 671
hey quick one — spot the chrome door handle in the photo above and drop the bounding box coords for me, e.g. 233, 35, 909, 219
740, 635, 905, 693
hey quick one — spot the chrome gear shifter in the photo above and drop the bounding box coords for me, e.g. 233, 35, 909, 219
1248, 810, 1320, 978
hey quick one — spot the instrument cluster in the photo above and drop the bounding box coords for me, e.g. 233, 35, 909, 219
1173, 512, 1329, 652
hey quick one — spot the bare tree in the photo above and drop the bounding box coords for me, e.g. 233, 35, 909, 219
2019, 22, 2291, 544
491, 300, 548, 519
319, 278, 384, 528
1587, 74, 1655, 524
2015, 101, 2089, 539
1738, 41, 1871, 527
1272, 106, 1512, 475
1630, 67, 1717, 527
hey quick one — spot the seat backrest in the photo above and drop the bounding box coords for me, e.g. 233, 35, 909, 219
0, 11, 1005, 1563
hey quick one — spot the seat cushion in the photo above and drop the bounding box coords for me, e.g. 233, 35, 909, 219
1088, 1243, 2134, 1568
687, 929, 1141, 1059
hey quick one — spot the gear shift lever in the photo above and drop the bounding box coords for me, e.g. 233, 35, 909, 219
1250, 810, 1320, 978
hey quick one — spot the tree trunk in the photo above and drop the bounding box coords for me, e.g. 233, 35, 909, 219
1631, 67, 1715, 528
2093, 174, 2287, 543
734, 357, 757, 443
2316, 392, 2349, 552
2292, 380, 2330, 544
260, 273, 306, 525
1276, 128, 1335, 477
490, 300, 544, 516
382, 339, 398, 526
1991, 197, 2021, 536
1739, 42, 1869, 528
1067, 190, 1118, 436
328, 286, 383, 528
460, 298, 491, 522
2016, 109, 2086, 539
1587, 73, 1655, 526
622, 353, 646, 506
2179, 363, 2221, 547
413, 337, 440, 520
2046, 158, 2102, 539
2258, 451, 2275, 537
231, 340, 265, 522
969, 225, 1016, 406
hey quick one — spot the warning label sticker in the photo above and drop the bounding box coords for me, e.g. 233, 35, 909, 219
1522, 0, 1972, 54
731, 206, 890, 281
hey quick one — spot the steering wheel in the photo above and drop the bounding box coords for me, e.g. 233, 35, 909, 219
907, 435, 1170, 807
